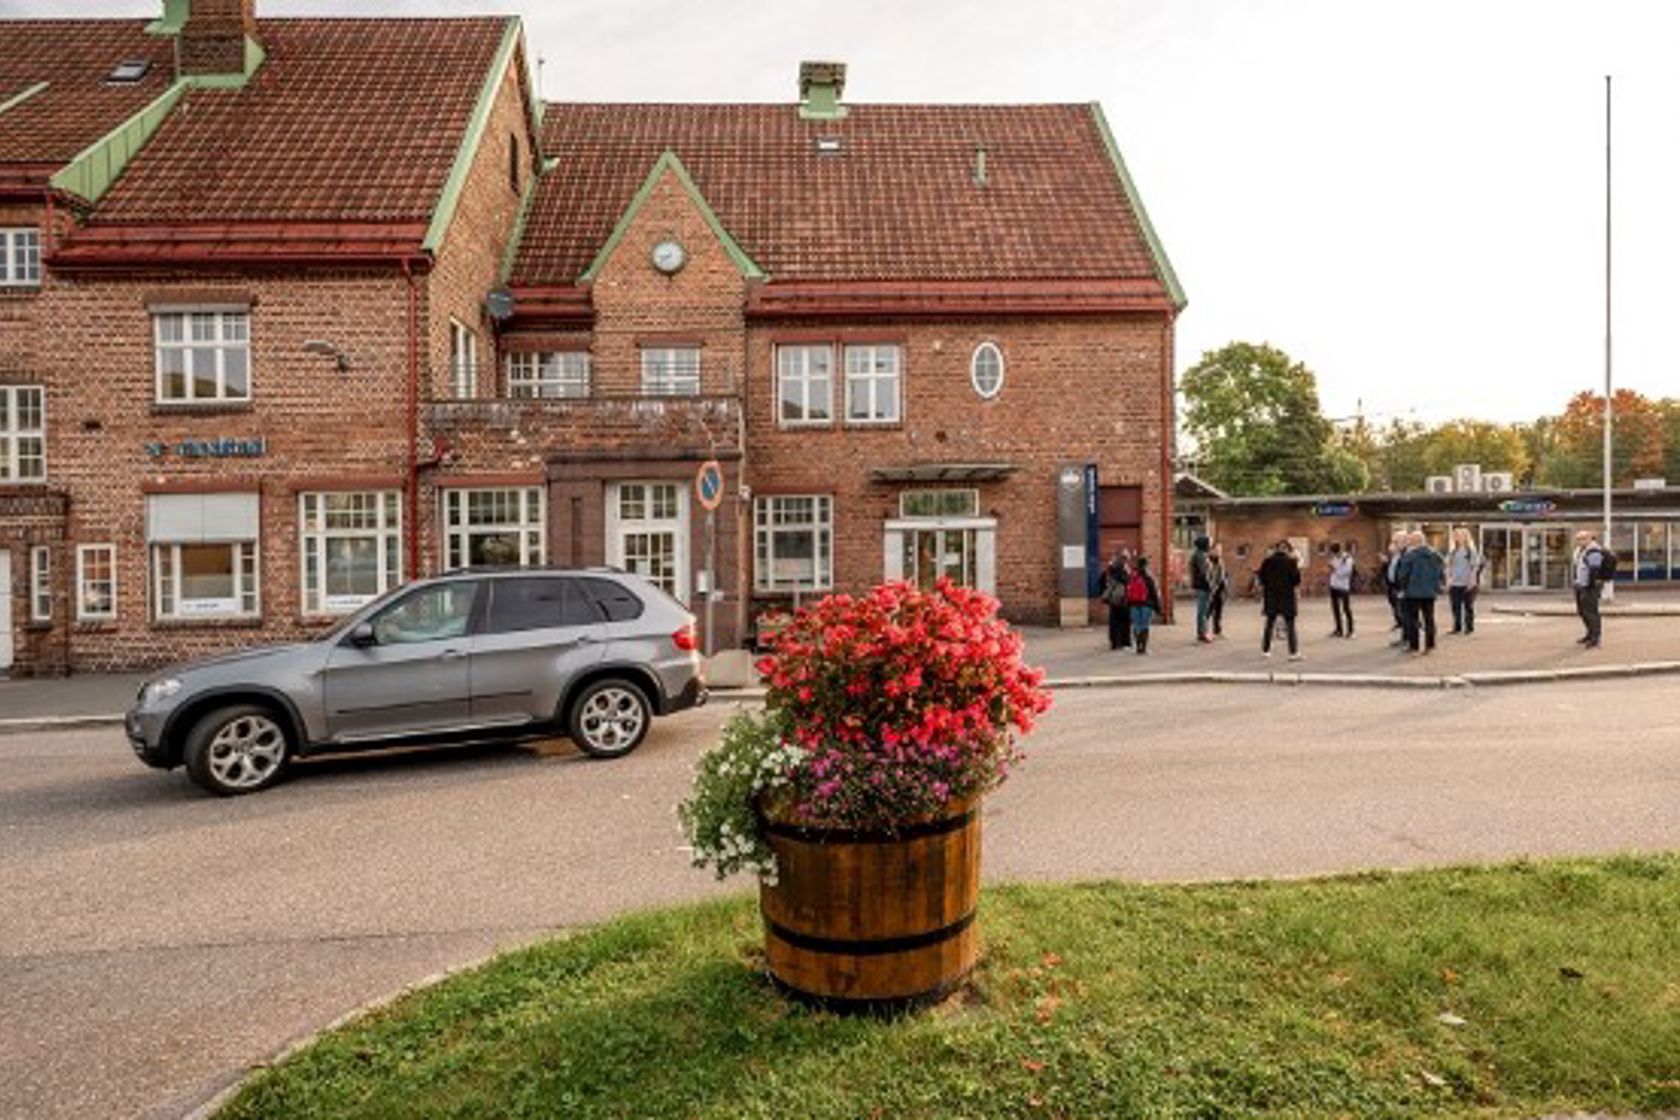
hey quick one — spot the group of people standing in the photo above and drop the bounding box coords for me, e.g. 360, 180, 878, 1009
1101, 526, 1615, 659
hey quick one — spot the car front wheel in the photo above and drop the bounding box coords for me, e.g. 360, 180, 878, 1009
182, 704, 292, 796
567, 679, 651, 759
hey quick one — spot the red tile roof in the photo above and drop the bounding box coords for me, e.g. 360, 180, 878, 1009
0, 20, 176, 184
511, 103, 1166, 289
86, 18, 509, 224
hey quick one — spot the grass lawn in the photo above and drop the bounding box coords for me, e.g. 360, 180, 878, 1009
221, 855, 1680, 1119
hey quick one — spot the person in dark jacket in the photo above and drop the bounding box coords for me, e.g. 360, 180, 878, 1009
1383, 530, 1408, 641
1207, 544, 1229, 638
1257, 540, 1302, 660
1100, 548, 1133, 651
1127, 554, 1164, 655
1395, 530, 1444, 654
1189, 535, 1214, 643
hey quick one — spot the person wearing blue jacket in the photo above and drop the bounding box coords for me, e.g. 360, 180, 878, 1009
1395, 529, 1444, 654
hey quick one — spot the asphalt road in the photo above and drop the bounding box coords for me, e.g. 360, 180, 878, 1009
3, 678, 1678, 1119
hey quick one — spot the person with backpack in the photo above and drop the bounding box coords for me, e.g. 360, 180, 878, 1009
1208, 543, 1229, 638
1100, 548, 1133, 651
1572, 530, 1614, 649
1327, 541, 1355, 638
1446, 527, 1483, 635
1257, 540, 1302, 660
1126, 554, 1163, 655
1189, 535, 1214, 644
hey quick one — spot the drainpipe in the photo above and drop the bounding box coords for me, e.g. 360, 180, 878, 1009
402, 258, 422, 581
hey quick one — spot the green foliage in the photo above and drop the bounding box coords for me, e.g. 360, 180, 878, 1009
676, 709, 802, 883
1181, 342, 1367, 496
1533, 390, 1669, 488
221, 856, 1680, 1119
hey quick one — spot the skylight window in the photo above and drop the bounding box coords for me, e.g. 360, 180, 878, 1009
814, 137, 842, 154
105, 59, 151, 85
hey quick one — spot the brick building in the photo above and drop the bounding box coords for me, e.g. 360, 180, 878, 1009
1, 3, 1181, 675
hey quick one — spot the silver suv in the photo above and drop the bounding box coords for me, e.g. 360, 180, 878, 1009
126, 569, 707, 796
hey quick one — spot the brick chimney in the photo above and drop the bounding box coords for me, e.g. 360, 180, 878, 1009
177, 0, 258, 79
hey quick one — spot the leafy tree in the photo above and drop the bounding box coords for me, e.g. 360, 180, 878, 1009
1533, 390, 1667, 488
1418, 420, 1532, 483
1659, 399, 1680, 484
1180, 342, 1367, 496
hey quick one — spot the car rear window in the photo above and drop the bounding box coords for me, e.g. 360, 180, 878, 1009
483, 578, 597, 635
577, 577, 645, 622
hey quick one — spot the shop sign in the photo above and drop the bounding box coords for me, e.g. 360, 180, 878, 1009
144, 437, 266, 459
1498, 498, 1556, 515
1312, 501, 1356, 517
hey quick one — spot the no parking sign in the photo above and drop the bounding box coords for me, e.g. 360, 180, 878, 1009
695, 459, 725, 512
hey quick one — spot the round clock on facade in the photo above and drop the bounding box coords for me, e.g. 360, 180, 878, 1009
651, 239, 687, 274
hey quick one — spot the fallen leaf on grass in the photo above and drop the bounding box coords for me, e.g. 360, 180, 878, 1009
1420, 1070, 1448, 1089
1021, 1058, 1046, 1074
1559, 965, 1585, 980
1035, 995, 1063, 1023
1041, 952, 1064, 969
1437, 1012, 1467, 1027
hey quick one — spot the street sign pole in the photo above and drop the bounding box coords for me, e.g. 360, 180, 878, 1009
694, 458, 725, 656
703, 509, 716, 657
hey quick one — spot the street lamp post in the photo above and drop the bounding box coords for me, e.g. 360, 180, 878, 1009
1602, 75, 1615, 600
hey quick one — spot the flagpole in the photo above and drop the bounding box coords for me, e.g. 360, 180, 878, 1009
1602, 74, 1614, 599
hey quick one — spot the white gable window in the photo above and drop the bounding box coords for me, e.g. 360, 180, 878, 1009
843, 343, 901, 424
507, 351, 590, 399
0, 385, 46, 481
971, 342, 1005, 399
640, 347, 700, 396
776, 345, 833, 426
450, 319, 478, 398
146, 493, 261, 619
1, 229, 41, 287
154, 310, 250, 403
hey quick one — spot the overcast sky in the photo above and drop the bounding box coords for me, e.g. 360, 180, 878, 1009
9, 0, 1677, 426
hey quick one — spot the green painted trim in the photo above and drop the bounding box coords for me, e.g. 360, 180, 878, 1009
423, 17, 521, 253
146, 0, 187, 35
49, 79, 188, 204
578, 149, 766, 283
498, 157, 545, 285
797, 84, 848, 120
0, 81, 49, 118
1088, 102, 1186, 311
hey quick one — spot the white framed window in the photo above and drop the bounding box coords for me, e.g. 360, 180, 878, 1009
154, 310, 250, 403
900, 489, 979, 518
30, 545, 51, 622
507, 351, 590, 399
76, 544, 117, 621
0, 385, 46, 481
300, 491, 402, 615
0, 228, 41, 287
776, 345, 833, 426
640, 347, 700, 396
754, 495, 833, 592
971, 342, 1004, 399
153, 542, 259, 620
607, 481, 688, 600
843, 343, 901, 424
450, 319, 478, 398
442, 487, 544, 569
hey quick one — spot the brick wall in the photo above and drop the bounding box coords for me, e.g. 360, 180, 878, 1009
1202, 509, 1388, 597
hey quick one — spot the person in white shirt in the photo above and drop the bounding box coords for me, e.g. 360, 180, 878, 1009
1572, 530, 1607, 648
1327, 542, 1355, 638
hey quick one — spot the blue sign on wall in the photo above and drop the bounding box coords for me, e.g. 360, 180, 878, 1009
1313, 501, 1356, 517
144, 437, 266, 459
1499, 498, 1557, 515
1084, 463, 1100, 598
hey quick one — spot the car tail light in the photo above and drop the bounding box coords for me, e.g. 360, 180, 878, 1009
672, 622, 699, 652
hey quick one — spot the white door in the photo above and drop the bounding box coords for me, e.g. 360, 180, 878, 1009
606, 482, 690, 603
883, 519, 997, 594
0, 549, 12, 671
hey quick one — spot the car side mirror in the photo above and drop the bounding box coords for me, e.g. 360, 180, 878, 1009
349, 622, 378, 648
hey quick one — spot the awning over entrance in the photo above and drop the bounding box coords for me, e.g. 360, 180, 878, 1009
869, 462, 1017, 483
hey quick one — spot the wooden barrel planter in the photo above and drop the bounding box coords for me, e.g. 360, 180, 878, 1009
759, 797, 982, 1011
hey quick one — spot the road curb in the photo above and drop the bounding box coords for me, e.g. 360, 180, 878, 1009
6, 662, 1679, 738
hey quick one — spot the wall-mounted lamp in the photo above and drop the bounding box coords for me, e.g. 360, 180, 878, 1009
302, 339, 350, 373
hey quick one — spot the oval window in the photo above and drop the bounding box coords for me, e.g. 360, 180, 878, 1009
970, 342, 1004, 399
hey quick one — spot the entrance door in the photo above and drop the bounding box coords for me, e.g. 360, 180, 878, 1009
606, 482, 689, 603
884, 520, 997, 593
0, 549, 12, 671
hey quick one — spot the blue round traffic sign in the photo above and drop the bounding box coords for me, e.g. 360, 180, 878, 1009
696, 459, 725, 511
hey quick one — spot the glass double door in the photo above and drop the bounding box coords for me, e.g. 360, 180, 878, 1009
1480, 524, 1570, 591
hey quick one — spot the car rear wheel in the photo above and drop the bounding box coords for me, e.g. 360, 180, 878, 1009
183, 704, 292, 796
568, 679, 651, 759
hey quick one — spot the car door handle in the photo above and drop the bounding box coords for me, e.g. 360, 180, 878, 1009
439, 648, 467, 661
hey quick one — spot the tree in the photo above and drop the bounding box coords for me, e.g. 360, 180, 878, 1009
1533, 390, 1667, 488
1418, 420, 1532, 483
1180, 342, 1367, 496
